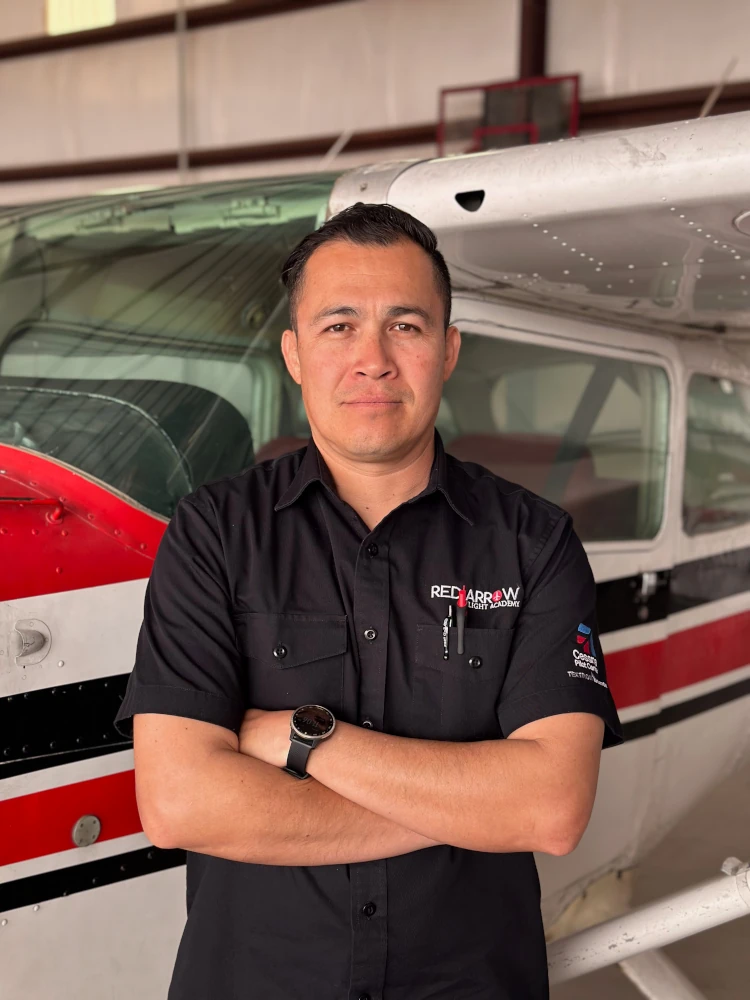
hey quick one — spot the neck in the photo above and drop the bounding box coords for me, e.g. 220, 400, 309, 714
314, 430, 436, 531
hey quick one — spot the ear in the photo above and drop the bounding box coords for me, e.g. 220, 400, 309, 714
442, 325, 461, 382
280, 328, 302, 385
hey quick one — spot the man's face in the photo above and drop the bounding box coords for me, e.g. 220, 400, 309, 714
280, 238, 460, 462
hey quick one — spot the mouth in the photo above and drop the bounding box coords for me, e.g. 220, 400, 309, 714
343, 398, 400, 406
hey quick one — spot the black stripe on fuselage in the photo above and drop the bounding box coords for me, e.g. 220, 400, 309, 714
596, 570, 670, 634
0, 846, 186, 914
1, 675, 130, 778
669, 544, 750, 613
620, 673, 750, 741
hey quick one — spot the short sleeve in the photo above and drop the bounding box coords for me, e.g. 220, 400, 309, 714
114, 497, 244, 739
496, 511, 623, 749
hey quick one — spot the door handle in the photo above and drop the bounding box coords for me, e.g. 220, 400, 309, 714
636, 571, 658, 602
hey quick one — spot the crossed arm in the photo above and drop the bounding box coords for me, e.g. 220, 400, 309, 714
133, 708, 604, 865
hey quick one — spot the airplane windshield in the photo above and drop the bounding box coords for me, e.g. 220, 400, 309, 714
0, 175, 336, 517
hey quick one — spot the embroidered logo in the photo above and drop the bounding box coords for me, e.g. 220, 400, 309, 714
569, 623, 608, 688
430, 584, 521, 609
576, 622, 595, 657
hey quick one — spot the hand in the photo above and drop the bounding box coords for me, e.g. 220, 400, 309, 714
238, 708, 293, 769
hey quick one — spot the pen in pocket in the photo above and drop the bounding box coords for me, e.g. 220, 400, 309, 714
456, 584, 467, 654
442, 604, 453, 659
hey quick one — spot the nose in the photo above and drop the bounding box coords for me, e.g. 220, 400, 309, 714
354, 330, 396, 380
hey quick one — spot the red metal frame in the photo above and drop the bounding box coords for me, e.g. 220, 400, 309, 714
437, 74, 580, 157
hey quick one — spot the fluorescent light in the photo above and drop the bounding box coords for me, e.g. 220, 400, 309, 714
46, 0, 116, 36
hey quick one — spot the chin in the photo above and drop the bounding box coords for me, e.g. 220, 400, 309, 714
331, 425, 410, 460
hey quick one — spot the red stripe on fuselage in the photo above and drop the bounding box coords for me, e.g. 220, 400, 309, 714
0, 770, 141, 866
605, 608, 750, 708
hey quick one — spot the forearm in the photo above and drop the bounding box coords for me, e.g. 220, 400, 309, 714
305, 718, 600, 854
151, 743, 439, 865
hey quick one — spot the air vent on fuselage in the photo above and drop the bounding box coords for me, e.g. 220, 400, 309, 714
455, 190, 485, 212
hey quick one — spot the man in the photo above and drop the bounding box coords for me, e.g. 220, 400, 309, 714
115, 202, 622, 1000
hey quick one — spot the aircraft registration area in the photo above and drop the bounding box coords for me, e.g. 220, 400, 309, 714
1, 112, 750, 1000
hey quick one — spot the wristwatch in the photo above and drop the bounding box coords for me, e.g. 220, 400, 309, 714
283, 704, 336, 779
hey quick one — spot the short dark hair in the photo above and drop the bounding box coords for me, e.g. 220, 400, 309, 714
281, 202, 452, 330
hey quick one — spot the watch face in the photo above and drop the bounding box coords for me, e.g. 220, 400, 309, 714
292, 705, 335, 739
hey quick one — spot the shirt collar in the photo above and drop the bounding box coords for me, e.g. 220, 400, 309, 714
274, 429, 474, 525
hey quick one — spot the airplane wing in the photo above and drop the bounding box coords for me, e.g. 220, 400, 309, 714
329, 111, 750, 342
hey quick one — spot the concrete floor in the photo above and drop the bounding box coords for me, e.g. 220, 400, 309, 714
551, 759, 750, 999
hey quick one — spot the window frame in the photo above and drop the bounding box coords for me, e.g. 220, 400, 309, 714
450, 296, 679, 563
682, 367, 750, 539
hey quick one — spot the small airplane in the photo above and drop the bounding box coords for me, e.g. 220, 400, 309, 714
2, 108, 750, 998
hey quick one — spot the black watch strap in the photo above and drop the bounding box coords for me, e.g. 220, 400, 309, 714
283, 735, 314, 779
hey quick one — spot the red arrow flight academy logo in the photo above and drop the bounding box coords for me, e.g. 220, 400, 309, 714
430, 585, 521, 609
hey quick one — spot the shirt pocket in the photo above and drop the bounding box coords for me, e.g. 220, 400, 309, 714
233, 612, 347, 715
411, 624, 514, 741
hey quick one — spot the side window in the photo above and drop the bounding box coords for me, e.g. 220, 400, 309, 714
684, 374, 750, 535
444, 334, 670, 542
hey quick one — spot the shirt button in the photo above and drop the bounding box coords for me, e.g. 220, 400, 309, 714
366, 543, 379, 557
361, 718, 374, 729
362, 901, 376, 917
469, 655, 482, 669
363, 628, 377, 641
273, 644, 288, 660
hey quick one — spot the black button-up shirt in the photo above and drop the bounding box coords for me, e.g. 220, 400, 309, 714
115, 431, 622, 1000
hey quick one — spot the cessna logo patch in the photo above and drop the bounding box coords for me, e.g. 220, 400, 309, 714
568, 623, 608, 688
576, 622, 595, 657
430, 584, 521, 609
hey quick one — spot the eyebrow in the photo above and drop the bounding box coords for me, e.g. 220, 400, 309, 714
311, 305, 359, 324
311, 304, 433, 324
386, 305, 432, 323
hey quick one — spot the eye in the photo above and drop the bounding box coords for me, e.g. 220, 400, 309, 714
394, 322, 418, 332
325, 323, 350, 333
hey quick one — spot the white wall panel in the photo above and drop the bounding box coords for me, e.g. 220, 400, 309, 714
549, 0, 750, 99
0, 1, 45, 42
190, 0, 518, 147
0, 34, 178, 166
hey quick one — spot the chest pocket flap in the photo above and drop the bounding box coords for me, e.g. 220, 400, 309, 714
234, 612, 348, 713
234, 612, 347, 668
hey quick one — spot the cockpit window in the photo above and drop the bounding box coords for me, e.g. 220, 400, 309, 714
0, 175, 335, 516
684, 373, 750, 534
